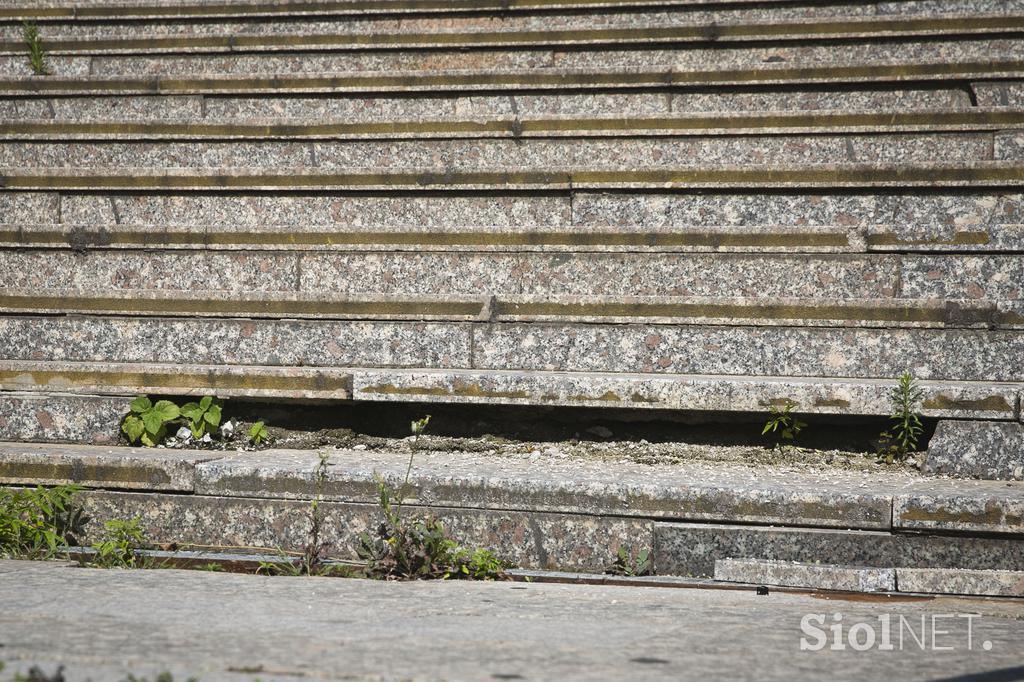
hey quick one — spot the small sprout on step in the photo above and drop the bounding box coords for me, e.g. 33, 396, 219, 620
761, 400, 806, 443
249, 420, 269, 446
122, 396, 180, 447
22, 21, 50, 76
410, 414, 431, 438
179, 395, 222, 439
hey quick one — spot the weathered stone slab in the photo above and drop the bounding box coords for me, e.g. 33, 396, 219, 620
894, 484, 1024, 535
471, 323, 1024, 383
0, 442, 215, 491
0, 393, 128, 445
195, 447, 899, 529
6, 58, 1023, 96
295, 252, 900, 299
352, 368, 1020, 420
0, 222, 863, 253
7, 5, 1022, 53
714, 558, 896, 592
0, 135, 995, 170
653, 522, 1024, 578
901, 255, 1024, 302
0, 316, 471, 368
974, 81, 1024, 107
0, 361, 353, 400
925, 420, 1024, 481
5, 164, 1021, 191
4, 316, 1022, 388
897, 567, 1024, 597
59, 193, 571, 229
9, 110, 1016, 141
75, 489, 653, 571
75, 38, 1020, 77
8, 0, 1021, 21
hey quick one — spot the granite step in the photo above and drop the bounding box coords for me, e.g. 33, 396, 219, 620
5, 365, 1017, 420
0, 134, 1004, 170
2, 39, 1021, 87
655, 524, 1024, 578
0, 89, 977, 124
4, 162, 1024, 190
1, 250, 1020, 306
0, 291, 1015, 328
0, 222, 867, 253
4, 12, 1021, 55
4, 0, 1015, 21
5, 191, 1021, 253
0, 361, 352, 399
0, 443, 1021, 567
6, 0, 1021, 44
5, 108, 1023, 140
2, 314, 1024, 386
12, 220, 1017, 253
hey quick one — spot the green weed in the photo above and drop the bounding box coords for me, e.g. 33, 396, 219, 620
88, 518, 150, 569
606, 546, 652, 577
248, 420, 269, 447
761, 400, 807, 443
122, 396, 181, 446
22, 22, 49, 76
179, 396, 221, 439
878, 370, 924, 462
0, 485, 84, 559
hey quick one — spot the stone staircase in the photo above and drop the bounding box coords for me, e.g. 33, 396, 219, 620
0, 0, 1022, 474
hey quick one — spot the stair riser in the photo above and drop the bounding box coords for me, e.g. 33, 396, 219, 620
5, 191, 1021, 237
2, 0, 911, 21
6, 165, 1024, 190
2, 316, 1023, 383
75, 489, 651, 572
0, 372, 1017, 433
5, 14, 1023, 55
0, 89, 976, 124
9, 38, 1015, 78
6, 2, 1021, 43
653, 522, 1024, 578
0, 134, 1004, 169
8, 110, 1023, 140
0, 250, 1019, 305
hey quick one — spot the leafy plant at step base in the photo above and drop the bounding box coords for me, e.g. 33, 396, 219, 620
357, 475, 509, 581
761, 400, 807, 443
121, 395, 226, 447
248, 420, 270, 446
179, 395, 222, 439
87, 518, 151, 569
122, 396, 181, 447
0, 485, 86, 559
257, 451, 334, 576
21, 22, 49, 76
878, 370, 924, 463
606, 547, 652, 577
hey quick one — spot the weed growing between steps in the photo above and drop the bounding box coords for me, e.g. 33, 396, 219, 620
258, 416, 510, 581
605, 547, 652, 577
877, 371, 925, 463
0, 485, 84, 559
20, 22, 49, 76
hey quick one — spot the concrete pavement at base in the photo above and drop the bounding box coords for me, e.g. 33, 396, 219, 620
1, 559, 1023, 682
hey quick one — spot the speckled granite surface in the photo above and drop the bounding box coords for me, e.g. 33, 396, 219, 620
713, 558, 897, 592
654, 522, 1024, 577
924, 421, 1024, 481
